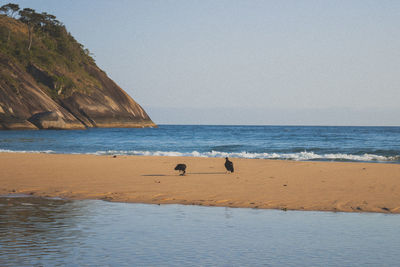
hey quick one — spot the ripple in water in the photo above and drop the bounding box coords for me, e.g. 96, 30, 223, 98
1, 196, 400, 266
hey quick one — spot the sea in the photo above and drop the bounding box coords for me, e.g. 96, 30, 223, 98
1, 125, 400, 266
0, 125, 399, 163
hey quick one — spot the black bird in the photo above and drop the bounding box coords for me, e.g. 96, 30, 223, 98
174, 163, 187, 176
224, 157, 234, 173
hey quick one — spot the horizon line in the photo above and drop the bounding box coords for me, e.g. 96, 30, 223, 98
153, 123, 400, 127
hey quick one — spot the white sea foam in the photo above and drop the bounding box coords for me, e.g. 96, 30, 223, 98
0, 148, 396, 162
0, 149, 55, 154
91, 150, 398, 162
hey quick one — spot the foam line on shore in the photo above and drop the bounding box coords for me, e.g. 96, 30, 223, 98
1, 149, 398, 162
0, 149, 55, 154
93, 150, 399, 162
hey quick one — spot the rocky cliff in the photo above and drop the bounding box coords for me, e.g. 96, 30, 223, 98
0, 11, 155, 129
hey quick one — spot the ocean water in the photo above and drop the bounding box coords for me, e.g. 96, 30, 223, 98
1, 127, 400, 266
0, 125, 399, 163
1, 196, 400, 266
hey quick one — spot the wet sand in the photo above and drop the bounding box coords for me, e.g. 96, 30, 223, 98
1, 152, 399, 213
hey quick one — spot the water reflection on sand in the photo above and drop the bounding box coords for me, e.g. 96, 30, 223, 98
0, 196, 91, 266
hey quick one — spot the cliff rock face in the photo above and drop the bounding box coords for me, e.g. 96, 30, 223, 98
0, 14, 155, 130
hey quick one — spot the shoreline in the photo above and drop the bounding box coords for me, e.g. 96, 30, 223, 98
0, 150, 397, 164
1, 152, 400, 214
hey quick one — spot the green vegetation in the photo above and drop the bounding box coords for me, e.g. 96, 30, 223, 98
0, 3, 101, 99
0, 68, 22, 96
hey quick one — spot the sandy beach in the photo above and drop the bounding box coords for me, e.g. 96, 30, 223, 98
1, 152, 399, 213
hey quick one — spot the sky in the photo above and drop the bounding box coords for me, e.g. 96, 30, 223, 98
6, 0, 400, 125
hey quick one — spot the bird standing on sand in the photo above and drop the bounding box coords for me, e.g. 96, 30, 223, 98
174, 163, 187, 176
224, 157, 234, 173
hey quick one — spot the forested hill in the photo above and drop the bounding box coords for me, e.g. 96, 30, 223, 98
0, 4, 156, 129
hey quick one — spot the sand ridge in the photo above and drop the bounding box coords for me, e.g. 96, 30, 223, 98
1, 153, 400, 213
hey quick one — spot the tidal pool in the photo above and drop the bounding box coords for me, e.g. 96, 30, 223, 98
1, 196, 399, 266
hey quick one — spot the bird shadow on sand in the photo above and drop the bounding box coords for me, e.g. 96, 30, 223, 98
141, 172, 226, 177
187, 172, 226, 175
141, 174, 173, 177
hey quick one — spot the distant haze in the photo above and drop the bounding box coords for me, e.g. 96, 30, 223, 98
10, 0, 400, 125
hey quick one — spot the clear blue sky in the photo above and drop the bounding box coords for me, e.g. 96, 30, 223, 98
7, 0, 400, 125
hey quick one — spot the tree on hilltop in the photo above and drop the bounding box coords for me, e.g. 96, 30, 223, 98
17, 7, 66, 50
40, 11, 63, 37
18, 8, 44, 50
41, 12, 59, 25
0, 3, 20, 44
0, 3, 20, 18
0, 4, 94, 66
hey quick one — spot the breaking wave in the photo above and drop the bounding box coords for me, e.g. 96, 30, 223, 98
1, 149, 398, 162
0, 149, 55, 154
92, 150, 399, 163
